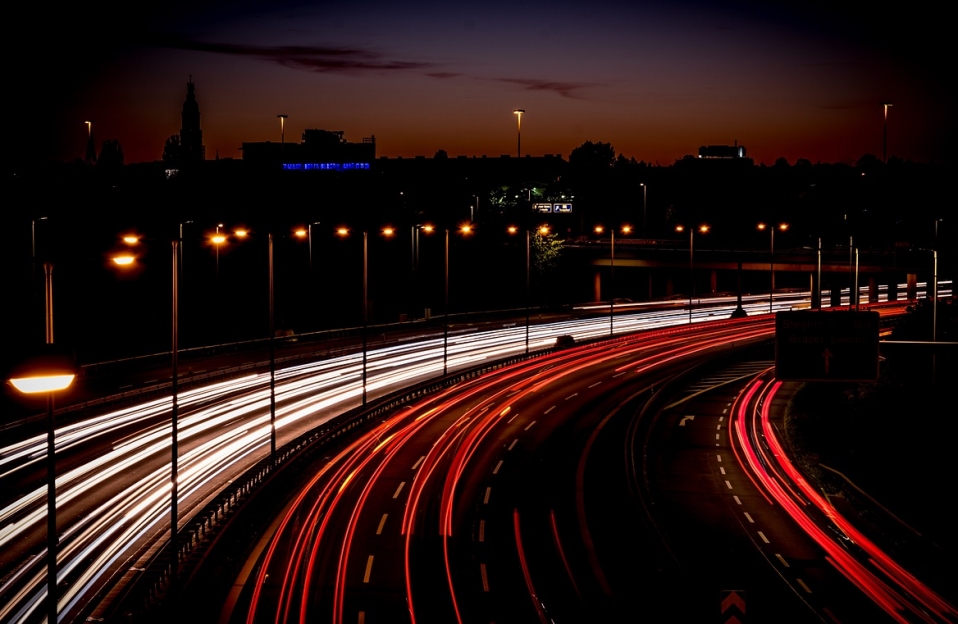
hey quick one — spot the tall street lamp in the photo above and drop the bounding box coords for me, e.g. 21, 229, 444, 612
677, 224, 709, 323
510, 224, 549, 352
595, 224, 632, 336
640, 183, 647, 237
882, 102, 892, 163
8, 263, 76, 624
758, 222, 788, 314
338, 226, 394, 405
513, 109, 524, 158
112, 238, 182, 600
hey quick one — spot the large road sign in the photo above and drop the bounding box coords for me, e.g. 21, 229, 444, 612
775, 310, 880, 381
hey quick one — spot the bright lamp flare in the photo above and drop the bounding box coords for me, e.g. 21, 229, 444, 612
112, 255, 135, 266
10, 374, 75, 394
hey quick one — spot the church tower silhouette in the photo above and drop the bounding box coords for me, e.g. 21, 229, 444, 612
180, 77, 205, 162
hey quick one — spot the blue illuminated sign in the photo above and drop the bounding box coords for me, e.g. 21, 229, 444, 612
282, 162, 371, 171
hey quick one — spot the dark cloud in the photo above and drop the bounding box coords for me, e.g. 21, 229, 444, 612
496, 78, 594, 99
149, 34, 435, 74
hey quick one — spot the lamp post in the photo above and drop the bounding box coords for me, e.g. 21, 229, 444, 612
8, 262, 76, 624
677, 224, 709, 323
882, 102, 892, 163
513, 109, 524, 158
511, 225, 548, 352
758, 222, 788, 314
212, 224, 226, 278
595, 224, 632, 336
640, 183, 647, 237
112, 239, 181, 601
338, 227, 393, 404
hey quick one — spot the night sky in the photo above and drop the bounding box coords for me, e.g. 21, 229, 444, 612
15, 0, 954, 167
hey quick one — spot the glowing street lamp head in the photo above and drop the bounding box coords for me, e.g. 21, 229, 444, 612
507, 226, 518, 235
336, 227, 349, 237
8, 346, 77, 395
382, 227, 395, 237
699, 225, 710, 234
294, 228, 307, 238
675, 225, 685, 233
779, 223, 789, 232
595, 225, 604, 234
234, 228, 249, 238
112, 254, 135, 266
211, 234, 227, 245
122, 235, 139, 245
621, 225, 632, 235
757, 223, 767, 231
460, 224, 473, 235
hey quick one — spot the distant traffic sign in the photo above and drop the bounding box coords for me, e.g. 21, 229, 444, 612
775, 311, 880, 381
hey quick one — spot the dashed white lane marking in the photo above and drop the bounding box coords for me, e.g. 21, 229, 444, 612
508, 439, 519, 450
723, 408, 728, 414
376, 514, 388, 535
733, 496, 742, 505
392, 482, 406, 499
544, 406, 556, 414
363, 556, 374, 583
716, 424, 722, 430
797, 579, 812, 593
720, 467, 726, 475
479, 520, 485, 542
507, 412, 519, 423
589, 382, 602, 388
758, 531, 770, 544
725, 481, 733, 489
493, 460, 504, 474
719, 416, 725, 423
744, 512, 754, 523
776, 553, 790, 567
412, 456, 425, 470
481, 563, 490, 591
565, 393, 578, 400
612, 372, 626, 377
717, 455, 722, 462
484, 487, 492, 504
524, 421, 537, 431
716, 434, 721, 440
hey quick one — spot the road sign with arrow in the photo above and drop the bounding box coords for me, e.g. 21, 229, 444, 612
775, 310, 880, 381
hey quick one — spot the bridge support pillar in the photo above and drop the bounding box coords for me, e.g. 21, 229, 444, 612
888, 280, 898, 302
868, 277, 878, 304
593, 271, 602, 302
907, 273, 917, 301
709, 269, 717, 293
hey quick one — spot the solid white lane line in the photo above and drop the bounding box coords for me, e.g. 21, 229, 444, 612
393, 482, 406, 499
376, 514, 388, 535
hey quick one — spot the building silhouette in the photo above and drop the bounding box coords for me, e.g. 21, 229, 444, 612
179, 77, 205, 163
